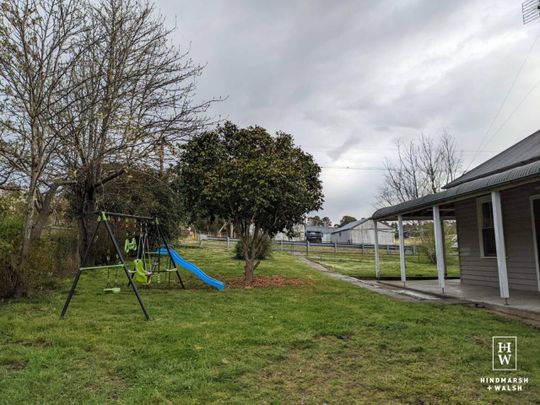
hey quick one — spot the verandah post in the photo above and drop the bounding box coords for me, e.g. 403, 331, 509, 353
374, 220, 380, 280
491, 190, 510, 303
398, 215, 406, 286
432, 205, 446, 294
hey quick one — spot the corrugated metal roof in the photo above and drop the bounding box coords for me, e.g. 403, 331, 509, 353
305, 225, 335, 234
331, 218, 370, 233
372, 159, 540, 220
444, 129, 540, 188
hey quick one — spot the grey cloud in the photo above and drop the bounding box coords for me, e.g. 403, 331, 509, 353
156, 0, 540, 222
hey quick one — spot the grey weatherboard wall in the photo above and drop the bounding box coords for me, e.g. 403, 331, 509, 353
456, 182, 540, 292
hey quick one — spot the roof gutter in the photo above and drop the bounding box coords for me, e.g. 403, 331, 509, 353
373, 172, 540, 221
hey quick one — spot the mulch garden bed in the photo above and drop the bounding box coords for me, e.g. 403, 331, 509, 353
224, 275, 314, 289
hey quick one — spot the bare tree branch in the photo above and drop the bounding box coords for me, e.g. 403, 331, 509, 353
0, 0, 85, 262
377, 131, 463, 207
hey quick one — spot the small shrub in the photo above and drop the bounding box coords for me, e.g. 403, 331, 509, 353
416, 222, 456, 265
0, 215, 23, 298
0, 219, 78, 298
0, 238, 54, 298
417, 228, 437, 264
47, 230, 79, 276
0, 242, 17, 299
235, 235, 273, 260
0, 215, 24, 242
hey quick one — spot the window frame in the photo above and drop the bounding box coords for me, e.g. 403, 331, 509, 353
529, 195, 540, 291
476, 196, 497, 258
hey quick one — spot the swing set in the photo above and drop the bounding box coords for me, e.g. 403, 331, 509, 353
60, 211, 184, 320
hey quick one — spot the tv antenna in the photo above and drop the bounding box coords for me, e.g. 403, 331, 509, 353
522, 0, 540, 24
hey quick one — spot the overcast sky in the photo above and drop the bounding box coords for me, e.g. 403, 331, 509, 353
156, 0, 540, 224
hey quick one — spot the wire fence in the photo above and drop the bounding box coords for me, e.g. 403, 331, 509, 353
190, 235, 418, 255
178, 235, 460, 279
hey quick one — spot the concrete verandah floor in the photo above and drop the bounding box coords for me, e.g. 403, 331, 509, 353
380, 279, 540, 315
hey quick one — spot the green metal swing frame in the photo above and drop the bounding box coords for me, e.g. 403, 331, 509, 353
60, 211, 184, 320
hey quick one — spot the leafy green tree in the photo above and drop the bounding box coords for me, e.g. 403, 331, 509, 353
85, 166, 185, 241
321, 216, 332, 227
339, 215, 357, 227
178, 122, 324, 282
308, 216, 323, 226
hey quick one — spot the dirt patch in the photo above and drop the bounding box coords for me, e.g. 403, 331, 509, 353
225, 276, 314, 289
482, 307, 540, 329
8, 338, 54, 348
3, 359, 28, 371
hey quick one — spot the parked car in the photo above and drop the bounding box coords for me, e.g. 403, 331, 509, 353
305, 230, 323, 243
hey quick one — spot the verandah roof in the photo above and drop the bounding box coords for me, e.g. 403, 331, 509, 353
372, 159, 540, 221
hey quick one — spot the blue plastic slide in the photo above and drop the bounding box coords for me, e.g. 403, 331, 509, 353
158, 248, 225, 291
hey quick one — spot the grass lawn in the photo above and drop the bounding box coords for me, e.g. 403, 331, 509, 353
0, 246, 538, 404
307, 250, 461, 278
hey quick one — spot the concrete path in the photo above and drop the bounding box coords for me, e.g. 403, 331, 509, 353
295, 255, 449, 303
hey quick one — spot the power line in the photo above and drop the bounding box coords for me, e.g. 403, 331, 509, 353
466, 26, 540, 170
483, 76, 540, 142
320, 166, 387, 171
302, 145, 497, 154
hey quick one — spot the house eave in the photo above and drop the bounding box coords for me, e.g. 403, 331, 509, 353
373, 161, 540, 221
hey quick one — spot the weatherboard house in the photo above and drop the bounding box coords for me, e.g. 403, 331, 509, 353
371, 130, 540, 302
330, 219, 394, 245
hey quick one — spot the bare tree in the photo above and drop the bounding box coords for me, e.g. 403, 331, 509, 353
378, 131, 462, 269
0, 0, 83, 265
0, 0, 215, 268
378, 131, 463, 206
439, 130, 462, 185
54, 0, 214, 260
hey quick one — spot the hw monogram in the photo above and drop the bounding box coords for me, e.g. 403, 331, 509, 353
492, 336, 517, 371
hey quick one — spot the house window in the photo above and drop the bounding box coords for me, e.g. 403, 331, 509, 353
479, 199, 496, 257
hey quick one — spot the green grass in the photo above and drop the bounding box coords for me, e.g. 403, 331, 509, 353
0, 246, 538, 404
307, 249, 461, 278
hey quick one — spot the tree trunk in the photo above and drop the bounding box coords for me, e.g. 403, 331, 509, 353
77, 186, 98, 266
30, 185, 59, 242
20, 174, 38, 261
15, 177, 36, 296
242, 227, 264, 283
244, 259, 255, 283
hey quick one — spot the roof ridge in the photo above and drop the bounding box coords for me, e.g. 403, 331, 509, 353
444, 154, 540, 189
331, 218, 370, 232
444, 129, 540, 189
